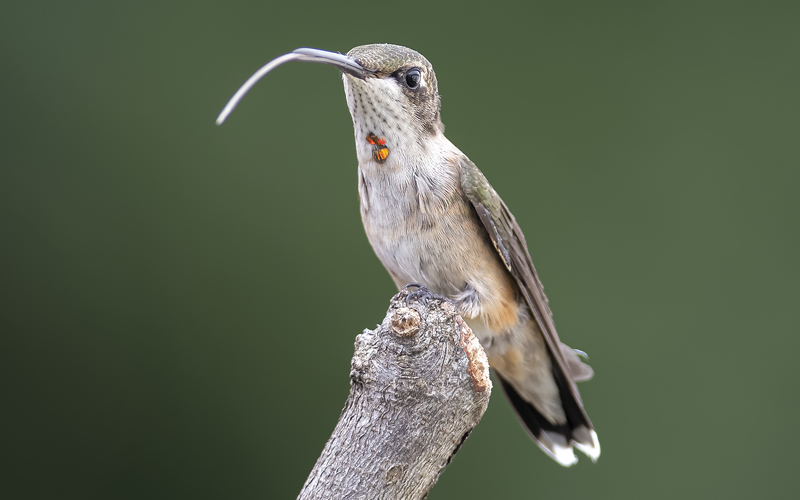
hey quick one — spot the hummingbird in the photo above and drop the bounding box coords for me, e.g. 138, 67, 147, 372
216, 44, 600, 466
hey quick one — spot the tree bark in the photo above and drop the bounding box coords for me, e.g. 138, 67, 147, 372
297, 287, 492, 500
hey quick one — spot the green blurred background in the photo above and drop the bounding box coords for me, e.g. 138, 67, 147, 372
2, 1, 798, 498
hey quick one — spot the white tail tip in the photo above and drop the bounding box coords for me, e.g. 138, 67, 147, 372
574, 429, 601, 462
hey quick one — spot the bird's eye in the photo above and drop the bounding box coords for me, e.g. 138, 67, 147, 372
405, 68, 421, 89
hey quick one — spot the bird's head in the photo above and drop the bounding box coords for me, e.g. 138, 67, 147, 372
343, 44, 443, 144
216, 44, 445, 166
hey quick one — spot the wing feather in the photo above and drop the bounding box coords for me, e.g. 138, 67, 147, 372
459, 157, 593, 427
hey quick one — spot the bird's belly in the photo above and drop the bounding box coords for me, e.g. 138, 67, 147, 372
362, 202, 520, 333
364, 216, 462, 294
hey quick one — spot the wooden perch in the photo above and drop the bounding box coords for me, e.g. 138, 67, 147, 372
297, 287, 492, 500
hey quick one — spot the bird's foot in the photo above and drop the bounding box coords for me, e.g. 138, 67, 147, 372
403, 283, 436, 306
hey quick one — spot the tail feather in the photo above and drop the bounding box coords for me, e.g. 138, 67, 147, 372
497, 374, 600, 466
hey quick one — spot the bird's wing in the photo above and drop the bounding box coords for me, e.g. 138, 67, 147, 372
459, 156, 593, 426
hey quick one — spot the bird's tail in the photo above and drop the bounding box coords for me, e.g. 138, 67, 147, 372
496, 371, 600, 466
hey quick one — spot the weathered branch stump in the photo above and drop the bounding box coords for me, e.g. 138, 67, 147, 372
297, 287, 492, 500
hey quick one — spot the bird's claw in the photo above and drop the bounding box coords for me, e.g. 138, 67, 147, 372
403, 283, 434, 306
